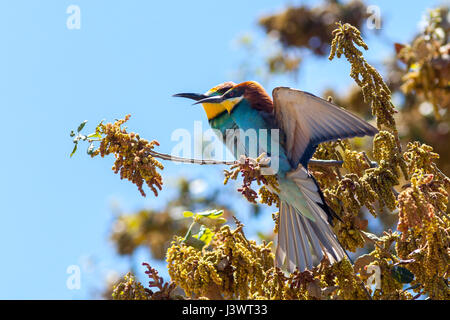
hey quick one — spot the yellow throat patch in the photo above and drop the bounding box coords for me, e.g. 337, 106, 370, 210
222, 97, 243, 113
201, 86, 242, 120
201, 87, 228, 120
201, 102, 227, 120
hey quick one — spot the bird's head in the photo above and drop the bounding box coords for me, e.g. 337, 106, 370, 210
173, 82, 236, 120
193, 81, 273, 114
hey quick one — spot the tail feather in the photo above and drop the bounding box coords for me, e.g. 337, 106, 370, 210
297, 213, 323, 263
290, 204, 312, 270
287, 206, 302, 271
275, 213, 286, 267
276, 166, 346, 272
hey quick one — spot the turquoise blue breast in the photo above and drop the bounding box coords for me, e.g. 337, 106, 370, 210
209, 111, 244, 158
209, 111, 236, 136
229, 99, 292, 174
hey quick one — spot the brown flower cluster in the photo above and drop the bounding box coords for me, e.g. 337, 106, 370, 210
167, 216, 374, 300
91, 115, 164, 197
223, 154, 279, 205
112, 263, 179, 300
397, 171, 446, 237
256, 255, 369, 300
396, 7, 450, 120
111, 272, 150, 300
395, 143, 450, 299
259, 0, 367, 56
167, 218, 274, 299
142, 262, 178, 299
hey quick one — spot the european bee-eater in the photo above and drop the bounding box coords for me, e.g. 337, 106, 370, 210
175, 81, 378, 272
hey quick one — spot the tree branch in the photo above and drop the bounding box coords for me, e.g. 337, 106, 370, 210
148, 150, 360, 168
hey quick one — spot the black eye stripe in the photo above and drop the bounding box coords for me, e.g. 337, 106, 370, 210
216, 88, 231, 94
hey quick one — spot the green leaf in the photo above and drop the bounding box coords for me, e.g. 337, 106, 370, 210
196, 216, 227, 228
214, 217, 227, 224
196, 209, 224, 219
183, 236, 206, 251
70, 130, 75, 137
87, 132, 102, 139
391, 266, 414, 283
77, 120, 88, 132
193, 225, 213, 246
183, 211, 194, 218
70, 143, 78, 157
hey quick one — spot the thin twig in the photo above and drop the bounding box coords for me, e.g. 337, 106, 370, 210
149, 150, 236, 165
148, 150, 349, 168
362, 152, 377, 168
309, 159, 346, 167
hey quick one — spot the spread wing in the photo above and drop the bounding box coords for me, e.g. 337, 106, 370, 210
272, 87, 378, 167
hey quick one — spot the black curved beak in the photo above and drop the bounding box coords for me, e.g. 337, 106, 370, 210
192, 95, 225, 105
173, 93, 207, 101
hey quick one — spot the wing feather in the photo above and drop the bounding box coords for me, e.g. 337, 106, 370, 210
272, 87, 378, 166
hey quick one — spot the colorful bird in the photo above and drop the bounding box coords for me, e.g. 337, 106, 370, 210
175, 81, 378, 272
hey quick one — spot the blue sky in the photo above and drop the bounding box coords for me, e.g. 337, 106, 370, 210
0, 0, 445, 299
